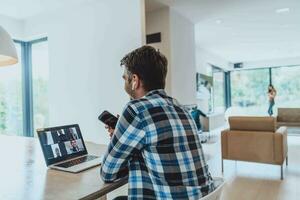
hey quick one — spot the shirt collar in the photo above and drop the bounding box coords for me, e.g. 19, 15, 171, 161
145, 89, 166, 97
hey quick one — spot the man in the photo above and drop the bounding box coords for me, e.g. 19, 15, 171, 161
51, 130, 60, 143
54, 147, 62, 158
100, 46, 214, 200
190, 106, 207, 131
69, 128, 79, 140
70, 140, 80, 153
58, 129, 68, 142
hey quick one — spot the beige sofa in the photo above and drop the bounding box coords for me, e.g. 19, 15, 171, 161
277, 108, 300, 128
221, 116, 288, 179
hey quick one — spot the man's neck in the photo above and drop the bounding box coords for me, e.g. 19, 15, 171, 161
132, 90, 147, 99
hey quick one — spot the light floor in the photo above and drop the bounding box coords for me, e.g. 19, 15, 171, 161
107, 134, 300, 200
205, 134, 300, 200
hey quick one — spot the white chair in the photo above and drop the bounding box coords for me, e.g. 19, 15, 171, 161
201, 177, 225, 200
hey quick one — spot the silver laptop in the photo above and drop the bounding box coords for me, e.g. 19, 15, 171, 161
37, 124, 103, 173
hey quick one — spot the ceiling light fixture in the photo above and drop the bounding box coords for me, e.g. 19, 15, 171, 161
216, 19, 222, 24
276, 8, 290, 14
0, 26, 18, 67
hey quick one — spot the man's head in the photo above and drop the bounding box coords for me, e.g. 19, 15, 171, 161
58, 130, 64, 135
120, 45, 168, 99
55, 147, 60, 155
71, 140, 77, 147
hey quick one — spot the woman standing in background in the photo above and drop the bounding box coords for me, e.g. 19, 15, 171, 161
268, 84, 277, 116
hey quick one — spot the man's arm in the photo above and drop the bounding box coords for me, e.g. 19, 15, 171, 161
100, 104, 146, 182
199, 109, 207, 117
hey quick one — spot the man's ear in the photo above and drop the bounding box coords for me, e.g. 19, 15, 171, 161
131, 74, 139, 90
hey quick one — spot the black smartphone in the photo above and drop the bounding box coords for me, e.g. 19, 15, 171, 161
98, 110, 118, 129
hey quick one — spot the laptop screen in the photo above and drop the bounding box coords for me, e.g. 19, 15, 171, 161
37, 124, 88, 166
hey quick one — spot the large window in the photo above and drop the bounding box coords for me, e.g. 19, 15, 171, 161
205, 64, 300, 116
230, 68, 270, 115
32, 40, 49, 131
227, 65, 300, 116
272, 66, 300, 108
0, 38, 49, 137
0, 43, 23, 136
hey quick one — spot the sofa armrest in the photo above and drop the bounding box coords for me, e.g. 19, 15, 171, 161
274, 126, 288, 164
276, 126, 287, 134
221, 129, 230, 159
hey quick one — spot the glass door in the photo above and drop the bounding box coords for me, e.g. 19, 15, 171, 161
272, 66, 300, 108
230, 68, 270, 115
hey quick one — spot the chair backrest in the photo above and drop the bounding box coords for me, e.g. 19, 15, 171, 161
201, 177, 225, 200
229, 116, 276, 132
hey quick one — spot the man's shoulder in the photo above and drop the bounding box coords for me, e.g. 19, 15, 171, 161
124, 91, 182, 115
125, 98, 152, 114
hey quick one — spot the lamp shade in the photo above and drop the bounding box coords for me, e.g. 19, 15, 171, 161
0, 26, 18, 67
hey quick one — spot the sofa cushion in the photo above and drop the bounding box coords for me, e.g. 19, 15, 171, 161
229, 116, 276, 132
277, 122, 300, 127
277, 108, 300, 123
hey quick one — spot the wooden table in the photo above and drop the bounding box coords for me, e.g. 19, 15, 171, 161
0, 135, 127, 200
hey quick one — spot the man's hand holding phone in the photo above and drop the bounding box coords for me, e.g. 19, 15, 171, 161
98, 111, 119, 139
104, 115, 119, 138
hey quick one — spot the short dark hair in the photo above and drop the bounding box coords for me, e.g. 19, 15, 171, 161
120, 45, 168, 92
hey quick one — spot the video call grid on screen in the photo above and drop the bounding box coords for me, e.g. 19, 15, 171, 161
37, 124, 88, 166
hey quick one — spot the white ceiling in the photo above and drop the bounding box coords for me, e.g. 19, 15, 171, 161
1, 0, 299, 63
0, 0, 87, 20
168, 0, 300, 63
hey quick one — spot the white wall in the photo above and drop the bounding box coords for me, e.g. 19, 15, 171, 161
146, 8, 206, 106
145, 8, 172, 94
24, 0, 144, 144
140, 0, 146, 45
196, 48, 230, 74
0, 14, 24, 40
169, 9, 196, 105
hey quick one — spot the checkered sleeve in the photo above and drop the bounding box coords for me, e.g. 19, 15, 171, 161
100, 103, 146, 182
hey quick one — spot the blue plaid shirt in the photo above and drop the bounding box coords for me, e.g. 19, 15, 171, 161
100, 90, 214, 199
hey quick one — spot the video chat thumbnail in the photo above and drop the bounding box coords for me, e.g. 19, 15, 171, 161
40, 127, 85, 160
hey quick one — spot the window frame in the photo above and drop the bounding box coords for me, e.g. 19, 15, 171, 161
13, 37, 48, 137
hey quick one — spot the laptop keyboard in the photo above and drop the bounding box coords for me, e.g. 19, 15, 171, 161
55, 155, 99, 168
